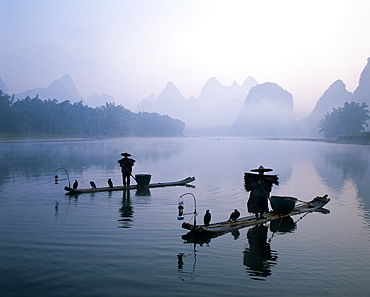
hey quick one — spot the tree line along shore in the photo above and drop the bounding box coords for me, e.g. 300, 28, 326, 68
0, 91, 185, 138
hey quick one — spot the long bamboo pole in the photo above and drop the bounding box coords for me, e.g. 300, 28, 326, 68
260, 183, 281, 220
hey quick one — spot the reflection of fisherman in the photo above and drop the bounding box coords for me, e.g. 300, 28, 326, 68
243, 224, 276, 279
118, 152, 136, 187
245, 165, 279, 219
118, 190, 134, 228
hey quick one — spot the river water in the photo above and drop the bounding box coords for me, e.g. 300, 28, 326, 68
0, 137, 369, 297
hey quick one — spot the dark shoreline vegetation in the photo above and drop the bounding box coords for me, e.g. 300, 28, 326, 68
273, 133, 370, 145
0, 91, 185, 138
336, 132, 370, 144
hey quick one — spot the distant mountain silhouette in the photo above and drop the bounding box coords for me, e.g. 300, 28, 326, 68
299, 57, 370, 136
187, 77, 258, 127
0, 78, 8, 94
155, 82, 190, 118
3, 56, 370, 137
86, 93, 115, 108
299, 80, 352, 136
136, 94, 156, 112
15, 74, 84, 103
136, 77, 258, 127
136, 58, 370, 135
352, 57, 370, 107
231, 82, 296, 137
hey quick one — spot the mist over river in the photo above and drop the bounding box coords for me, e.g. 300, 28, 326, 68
1, 137, 370, 297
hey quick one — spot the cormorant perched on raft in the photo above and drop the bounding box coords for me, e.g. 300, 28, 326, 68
108, 178, 113, 188
73, 180, 78, 189
204, 210, 211, 226
90, 181, 97, 189
228, 209, 240, 222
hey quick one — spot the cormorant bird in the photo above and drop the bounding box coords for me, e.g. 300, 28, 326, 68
108, 178, 113, 188
204, 210, 211, 226
73, 180, 78, 189
229, 209, 240, 222
90, 181, 97, 189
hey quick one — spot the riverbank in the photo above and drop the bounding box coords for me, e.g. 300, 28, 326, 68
256, 132, 370, 145
1, 132, 370, 145
0, 133, 109, 143
336, 132, 370, 145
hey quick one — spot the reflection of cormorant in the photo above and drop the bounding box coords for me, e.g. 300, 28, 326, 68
243, 224, 277, 279
73, 180, 78, 189
204, 210, 211, 226
108, 178, 113, 188
228, 209, 240, 222
231, 229, 240, 240
90, 181, 97, 189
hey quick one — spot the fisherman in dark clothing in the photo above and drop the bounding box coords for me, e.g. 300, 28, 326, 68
245, 165, 279, 220
118, 152, 136, 187
204, 210, 211, 226
228, 209, 240, 222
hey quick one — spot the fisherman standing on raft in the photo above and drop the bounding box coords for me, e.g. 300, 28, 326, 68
118, 152, 136, 187
244, 165, 279, 220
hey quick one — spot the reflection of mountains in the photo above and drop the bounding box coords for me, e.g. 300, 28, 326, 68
0, 139, 184, 185
324, 147, 367, 181
319, 146, 370, 211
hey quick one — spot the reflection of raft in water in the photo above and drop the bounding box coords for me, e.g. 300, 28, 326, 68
64, 176, 195, 194
182, 195, 330, 236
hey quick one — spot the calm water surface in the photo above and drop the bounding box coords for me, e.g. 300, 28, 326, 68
1, 137, 370, 297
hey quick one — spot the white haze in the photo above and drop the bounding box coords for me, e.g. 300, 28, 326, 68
1, 0, 370, 120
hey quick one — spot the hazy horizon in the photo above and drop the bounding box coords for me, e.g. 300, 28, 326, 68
1, 0, 370, 119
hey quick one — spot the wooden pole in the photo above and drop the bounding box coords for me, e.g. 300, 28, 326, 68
260, 184, 281, 220
122, 164, 143, 187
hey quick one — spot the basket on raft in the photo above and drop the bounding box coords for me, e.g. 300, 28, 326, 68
270, 196, 297, 215
135, 174, 151, 186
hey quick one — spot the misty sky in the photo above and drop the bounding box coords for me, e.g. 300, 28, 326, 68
1, 0, 370, 118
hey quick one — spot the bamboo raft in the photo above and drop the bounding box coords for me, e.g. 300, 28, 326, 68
182, 194, 330, 235
64, 176, 195, 194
